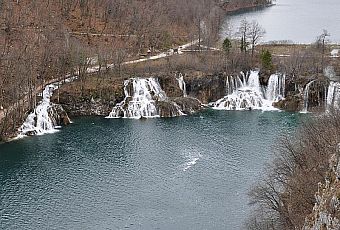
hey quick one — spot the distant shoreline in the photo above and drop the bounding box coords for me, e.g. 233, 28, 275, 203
224, 3, 275, 16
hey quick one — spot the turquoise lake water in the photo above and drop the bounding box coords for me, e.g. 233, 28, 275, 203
0, 110, 304, 229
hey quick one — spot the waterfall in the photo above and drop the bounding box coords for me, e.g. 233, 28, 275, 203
247, 70, 261, 89
301, 80, 316, 113
212, 70, 280, 111
107, 78, 185, 119
18, 81, 70, 137
225, 75, 244, 95
176, 73, 187, 97
266, 74, 286, 102
326, 81, 340, 110
212, 90, 264, 110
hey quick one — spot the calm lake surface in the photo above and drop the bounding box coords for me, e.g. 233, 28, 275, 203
222, 0, 340, 44
0, 110, 303, 229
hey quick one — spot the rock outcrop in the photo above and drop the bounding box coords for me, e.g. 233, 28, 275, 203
51, 70, 339, 118
303, 147, 340, 230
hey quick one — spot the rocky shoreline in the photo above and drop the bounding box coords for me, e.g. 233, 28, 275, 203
0, 66, 335, 142
2, 38, 340, 141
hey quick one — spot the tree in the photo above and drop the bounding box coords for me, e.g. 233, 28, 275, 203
222, 37, 232, 54
248, 20, 265, 57
248, 110, 340, 229
316, 29, 330, 71
261, 49, 272, 70
237, 19, 250, 54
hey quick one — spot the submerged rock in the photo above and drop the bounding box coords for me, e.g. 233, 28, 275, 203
172, 97, 202, 115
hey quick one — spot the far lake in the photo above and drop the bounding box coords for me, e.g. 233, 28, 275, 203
222, 0, 340, 44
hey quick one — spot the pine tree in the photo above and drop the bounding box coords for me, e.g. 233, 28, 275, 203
260, 49, 272, 70
223, 38, 232, 54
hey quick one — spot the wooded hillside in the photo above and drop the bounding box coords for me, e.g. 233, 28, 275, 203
0, 0, 276, 139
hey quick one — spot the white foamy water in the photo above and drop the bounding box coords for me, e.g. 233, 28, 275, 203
212, 71, 284, 111
301, 80, 316, 113
225, 75, 244, 95
266, 74, 285, 102
326, 81, 340, 110
176, 73, 187, 97
107, 78, 184, 119
183, 157, 199, 171
18, 84, 59, 137
17, 78, 75, 137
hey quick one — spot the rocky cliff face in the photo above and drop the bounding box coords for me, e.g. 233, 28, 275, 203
184, 73, 228, 104
51, 71, 336, 118
54, 72, 227, 118
303, 149, 340, 230
159, 72, 229, 104
274, 75, 329, 112
52, 78, 125, 117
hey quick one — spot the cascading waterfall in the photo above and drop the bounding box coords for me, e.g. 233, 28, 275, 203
176, 73, 187, 97
225, 75, 244, 95
301, 80, 316, 113
266, 74, 285, 102
107, 77, 185, 119
212, 71, 284, 111
18, 79, 71, 137
326, 81, 340, 110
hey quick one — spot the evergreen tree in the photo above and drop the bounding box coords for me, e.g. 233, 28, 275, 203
260, 49, 272, 70
222, 38, 232, 54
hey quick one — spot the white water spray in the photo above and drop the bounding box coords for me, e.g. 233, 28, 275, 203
18, 78, 74, 137
326, 81, 340, 110
176, 73, 187, 97
266, 74, 285, 102
212, 71, 283, 111
107, 78, 185, 119
301, 80, 316, 113
225, 75, 244, 95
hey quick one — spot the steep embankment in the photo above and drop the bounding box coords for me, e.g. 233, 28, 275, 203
304, 151, 340, 230
247, 112, 340, 230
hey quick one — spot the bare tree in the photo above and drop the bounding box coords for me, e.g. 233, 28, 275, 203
248, 20, 265, 57
237, 19, 250, 54
248, 110, 340, 229
316, 29, 330, 71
